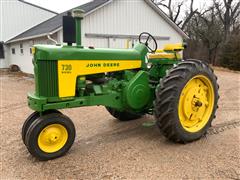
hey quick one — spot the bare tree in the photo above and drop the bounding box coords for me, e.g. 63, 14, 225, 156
153, 0, 240, 67
184, 7, 225, 65
153, 0, 198, 30
213, 0, 240, 38
153, 0, 183, 25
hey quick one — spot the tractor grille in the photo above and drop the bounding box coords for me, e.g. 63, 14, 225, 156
37, 61, 58, 97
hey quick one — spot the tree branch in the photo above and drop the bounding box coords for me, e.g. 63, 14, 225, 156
156, 2, 169, 9
190, 0, 194, 12
213, 0, 224, 23
173, 2, 183, 22
230, 2, 240, 19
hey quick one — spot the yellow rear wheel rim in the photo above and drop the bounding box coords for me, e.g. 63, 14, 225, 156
178, 75, 215, 133
38, 124, 68, 153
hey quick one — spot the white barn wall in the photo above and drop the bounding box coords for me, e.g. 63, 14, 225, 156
81, 0, 183, 48
0, 0, 56, 42
0, 0, 56, 68
8, 34, 57, 74
8, 41, 34, 74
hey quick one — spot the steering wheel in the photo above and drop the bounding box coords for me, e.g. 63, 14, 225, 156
139, 32, 158, 53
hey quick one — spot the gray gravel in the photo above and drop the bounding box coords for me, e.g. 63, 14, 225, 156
0, 69, 239, 179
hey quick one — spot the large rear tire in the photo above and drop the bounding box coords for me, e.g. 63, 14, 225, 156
105, 107, 142, 121
154, 59, 219, 143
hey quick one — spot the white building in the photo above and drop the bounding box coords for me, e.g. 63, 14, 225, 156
3, 0, 188, 74
0, 0, 57, 68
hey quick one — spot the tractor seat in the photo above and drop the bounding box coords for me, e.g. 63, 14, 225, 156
163, 43, 185, 52
148, 43, 185, 60
148, 52, 179, 59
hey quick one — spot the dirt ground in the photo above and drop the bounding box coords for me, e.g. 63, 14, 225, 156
0, 69, 239, 179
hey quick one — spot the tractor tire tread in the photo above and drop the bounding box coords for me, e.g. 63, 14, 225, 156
154, 59, 219, 143
105, 107, 142, 121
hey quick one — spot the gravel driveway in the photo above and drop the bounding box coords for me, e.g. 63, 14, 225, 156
0, 69, 239, 179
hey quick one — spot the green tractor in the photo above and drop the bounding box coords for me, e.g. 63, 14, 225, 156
22, 9, 219, 160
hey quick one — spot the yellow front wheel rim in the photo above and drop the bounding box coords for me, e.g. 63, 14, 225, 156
38, 124, 68, 153
178, 75, 215, 133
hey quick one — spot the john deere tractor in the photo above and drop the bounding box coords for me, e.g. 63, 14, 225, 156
22, 9, 219, 160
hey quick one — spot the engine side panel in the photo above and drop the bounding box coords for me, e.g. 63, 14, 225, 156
58, 60, 141, 97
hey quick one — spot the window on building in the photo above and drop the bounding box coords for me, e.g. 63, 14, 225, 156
12, 48, 16, 54
0, 42, 4, 58
20, 43, 24, 54
30, 48, 32, 54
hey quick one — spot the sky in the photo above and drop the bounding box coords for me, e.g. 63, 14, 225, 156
24, 0, 210, 14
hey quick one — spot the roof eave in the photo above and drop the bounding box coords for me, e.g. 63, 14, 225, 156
84, 0, 113, 16
144, 0, 189, 39
5, 27, 62, 44
6, 0, 112, 43
7, 0, 189, 43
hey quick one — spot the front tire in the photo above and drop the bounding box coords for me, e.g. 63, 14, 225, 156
25, 113, 75, 160
154, 59, 219, 143
22, 110, 62, 145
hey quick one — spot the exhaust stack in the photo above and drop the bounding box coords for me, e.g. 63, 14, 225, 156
72, 9, 85, 47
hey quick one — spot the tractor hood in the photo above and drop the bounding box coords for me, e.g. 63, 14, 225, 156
33, 43, 148, 61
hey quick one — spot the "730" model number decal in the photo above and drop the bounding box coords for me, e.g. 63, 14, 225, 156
61, 64, 72, 74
